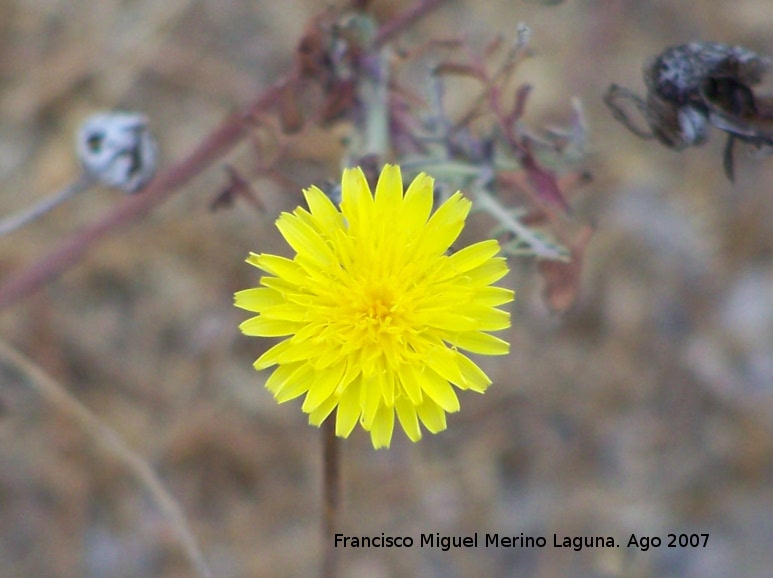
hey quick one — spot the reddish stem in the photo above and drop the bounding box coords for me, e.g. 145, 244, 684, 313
0, 0, 447, 312
320, 419, 340, 578
0, 80, 283, 312
374, 0, 448, 47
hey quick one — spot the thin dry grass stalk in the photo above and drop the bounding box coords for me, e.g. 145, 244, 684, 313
0, 338, 212, 578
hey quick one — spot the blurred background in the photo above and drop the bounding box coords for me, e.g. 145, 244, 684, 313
1, 1, 772, 577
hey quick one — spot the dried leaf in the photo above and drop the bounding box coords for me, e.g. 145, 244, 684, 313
511, 84, 532, 122
521, 145, 570, 212
537, 225, 593, 314
433, 62, 486, 81
210, 165, 265, 213
279, 81, 305, 134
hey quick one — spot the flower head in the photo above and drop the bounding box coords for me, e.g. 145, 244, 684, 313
236, 165, 514, 448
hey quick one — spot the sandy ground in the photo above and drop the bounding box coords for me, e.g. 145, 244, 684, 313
1, 1, 772, 577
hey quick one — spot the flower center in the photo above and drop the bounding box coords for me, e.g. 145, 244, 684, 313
344, 282, 409, 345
363, 286, 394, 324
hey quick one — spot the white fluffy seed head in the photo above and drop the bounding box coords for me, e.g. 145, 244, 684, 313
76, 112, 158, 193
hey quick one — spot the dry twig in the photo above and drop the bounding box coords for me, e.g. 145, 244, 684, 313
0, 338, 212, 578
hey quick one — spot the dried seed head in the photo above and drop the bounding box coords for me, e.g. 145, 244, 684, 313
76, 112, 158, 193
644, 42, 769, 105
606, 42, 773, 180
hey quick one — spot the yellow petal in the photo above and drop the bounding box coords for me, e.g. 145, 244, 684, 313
473, 286, 516, 307
234, 287, 284, 312
340, 167, 374, 234
259, 303, 308, 322
397, 364, 424, 405
259, 275, 302, 296
253, 339, 293, 370
424, 311, 481, 332
369, 403, 395, 449
251, 254, 308, 286
239, 316, 300, 337
394, 395, 422, 442
466, 306, 511, 331
279, 341, 331, 365
466, 257, 509, 285
358, 343, 382, 378
276, 213, 334, 266
264, 362, 304, 393
446, 331, 510, 355
374, 164, 403, 218
273, 362, 315, 402
418, 367, 460, 413
337, 359, 362, 395
308, 394, 339, 426
359, 373, 382, 428
455, 353, 492, 393
290, 321, 327, 343
336, 377, 362, 438
401, 172, 434, 236
380, 370, 396, 407
425, 345, 467, 389
416, 192, 471, 256
301, 361, 345, 412
447, 239, 501, 274
304, 185, 343, 232
416, 398, 447, 433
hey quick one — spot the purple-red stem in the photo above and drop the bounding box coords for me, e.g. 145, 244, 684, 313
0, 0, 448, 313
0, 105, 254, 311
374, 0, 446, 47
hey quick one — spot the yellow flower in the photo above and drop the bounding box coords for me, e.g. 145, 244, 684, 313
235, 165, 514, 448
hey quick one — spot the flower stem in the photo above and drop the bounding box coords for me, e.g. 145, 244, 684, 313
359, 50, 391, 159
321, 418, 340, 578
0, 173, 95, 237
